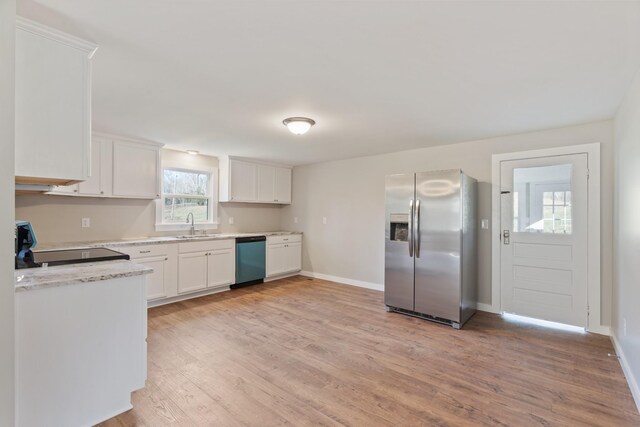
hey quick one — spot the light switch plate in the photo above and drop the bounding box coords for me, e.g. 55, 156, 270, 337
322, 217, 327, 225
228, 217, 234, 225
82, 218, 90, 228
481, 219, 489, 229
294, 217, 298, 224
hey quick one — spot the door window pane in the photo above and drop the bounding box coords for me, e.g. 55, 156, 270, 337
512, 164, 572, 234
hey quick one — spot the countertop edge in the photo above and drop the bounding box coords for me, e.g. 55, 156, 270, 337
15, 261, 153, 292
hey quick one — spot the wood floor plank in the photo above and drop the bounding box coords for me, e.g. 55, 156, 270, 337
100, 276, 640, 426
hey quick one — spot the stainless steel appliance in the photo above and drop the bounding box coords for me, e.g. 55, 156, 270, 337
384, 169, 477, 329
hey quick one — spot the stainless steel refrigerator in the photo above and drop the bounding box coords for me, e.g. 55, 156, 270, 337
384, 169, 477, 329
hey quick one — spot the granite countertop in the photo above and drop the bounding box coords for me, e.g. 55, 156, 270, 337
15, 260, 153, 292
36, 231, 302, 251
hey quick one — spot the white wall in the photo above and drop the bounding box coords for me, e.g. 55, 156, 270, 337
282, 120, 614, 325
0, 0, 15, 424
613, 68, 640, 408
15, 149, 284, 244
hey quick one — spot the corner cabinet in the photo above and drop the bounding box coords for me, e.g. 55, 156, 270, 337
15, 17, 98, 186
115, 244, 179, 302
47, 133, 162, 199
219, 156, 292, 204
266, 235, 302, 278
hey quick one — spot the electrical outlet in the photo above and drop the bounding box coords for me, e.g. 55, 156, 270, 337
294, 217, 299, 224
624, 318, 627, 337
481, 219, 489, 230
81, 218, 90, 228
322, 217, 327, 225
228, 217, 234, 225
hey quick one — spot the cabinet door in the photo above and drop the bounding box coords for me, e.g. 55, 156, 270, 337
275, 167, 292, 204
139, 256, 167, 300
266, 243, 286, 277
77, 139, 103, 196
178, 252, 208, 294
229, 160, 257, 202
207, 248, 235, 288
256, 164, 276, 203
285, 242, 302, 273
15, 21, 93, 183
112, 141, 160, 199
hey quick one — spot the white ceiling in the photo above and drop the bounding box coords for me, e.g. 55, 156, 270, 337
18, 1, 640, 166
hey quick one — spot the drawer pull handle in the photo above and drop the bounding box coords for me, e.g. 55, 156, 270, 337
140, 250, 151, 254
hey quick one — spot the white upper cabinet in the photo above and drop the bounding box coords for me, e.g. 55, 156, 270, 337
78, 137, 112, 196
220, 156, 292, 204
228, 159, 257, 202
256, 164, 276, 202
274, 167, 292, 204
46, 133, 162, 199
15, 17, 98, 185
112, 139, 161, 199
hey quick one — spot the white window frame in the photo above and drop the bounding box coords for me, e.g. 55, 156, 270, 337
155, 166, 219, 231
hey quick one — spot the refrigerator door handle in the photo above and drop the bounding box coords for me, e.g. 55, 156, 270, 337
408, 199, 414, 257
415, 199, 421, 258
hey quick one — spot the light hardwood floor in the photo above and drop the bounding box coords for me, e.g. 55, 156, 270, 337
101, 276, 640, 426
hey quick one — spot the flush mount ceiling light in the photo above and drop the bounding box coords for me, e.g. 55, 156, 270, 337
283, 117, 316, 135
186, 150, 199, 155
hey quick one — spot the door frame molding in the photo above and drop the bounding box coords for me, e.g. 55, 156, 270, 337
490, 143, 607, 335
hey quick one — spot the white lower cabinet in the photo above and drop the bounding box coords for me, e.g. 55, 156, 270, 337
178, 239, 235, 294
266, 235, 302, 277
115, 244, 178, 302
178, 252, 209, 294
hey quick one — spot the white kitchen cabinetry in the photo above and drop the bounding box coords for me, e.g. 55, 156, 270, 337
78, 137, 112, 196
178, 252, 209, 294
219, 156, 292, 204
274, 167, 292, 204
116, 244, 178, 302
178, 239, 235, 294
46, 134, 162, 199
266, 235, 302, 277
15, 17, 98, 186
112, 139, 161, 199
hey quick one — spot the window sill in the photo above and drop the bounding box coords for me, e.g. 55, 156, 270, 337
155, 222, 219, 232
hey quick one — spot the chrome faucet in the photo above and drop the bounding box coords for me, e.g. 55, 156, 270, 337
186, 212, 195, 236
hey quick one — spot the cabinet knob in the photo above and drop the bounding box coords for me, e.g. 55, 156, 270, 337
73, 189, 78, 193
100, 191, 104, 195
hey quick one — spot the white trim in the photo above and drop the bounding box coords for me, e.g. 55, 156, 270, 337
16, 17, 98, 57
611, 333, 640, 413
155, 166, 219, 231
300, 270, 384, 292
92, 131, 164, 148
147, 285, 230, 308
491, 143, 603, 333
476, 302, 499, 313
264, 272, 300, 282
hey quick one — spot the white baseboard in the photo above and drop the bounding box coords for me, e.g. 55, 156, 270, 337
588, 325, 611, 336
476, 303, 499, 313
264, 272, 299, 282
611, 333, 640, 414
300, 270, 384, 292
147, 286, 230, 308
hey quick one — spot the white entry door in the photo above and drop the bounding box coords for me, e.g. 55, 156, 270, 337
500, 153, 588, 327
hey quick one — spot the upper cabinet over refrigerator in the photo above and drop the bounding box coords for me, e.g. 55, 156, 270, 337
15, 17, 98, 186
384, 169, 478, 329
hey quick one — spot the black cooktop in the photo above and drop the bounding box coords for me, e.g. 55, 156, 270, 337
16, 248, 130, 269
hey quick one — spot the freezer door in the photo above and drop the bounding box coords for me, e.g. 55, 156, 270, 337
384, 173, 415, 311
414, 170, 462, 321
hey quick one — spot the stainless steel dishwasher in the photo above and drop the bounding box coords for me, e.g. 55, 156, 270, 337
232, 236, 266, 288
